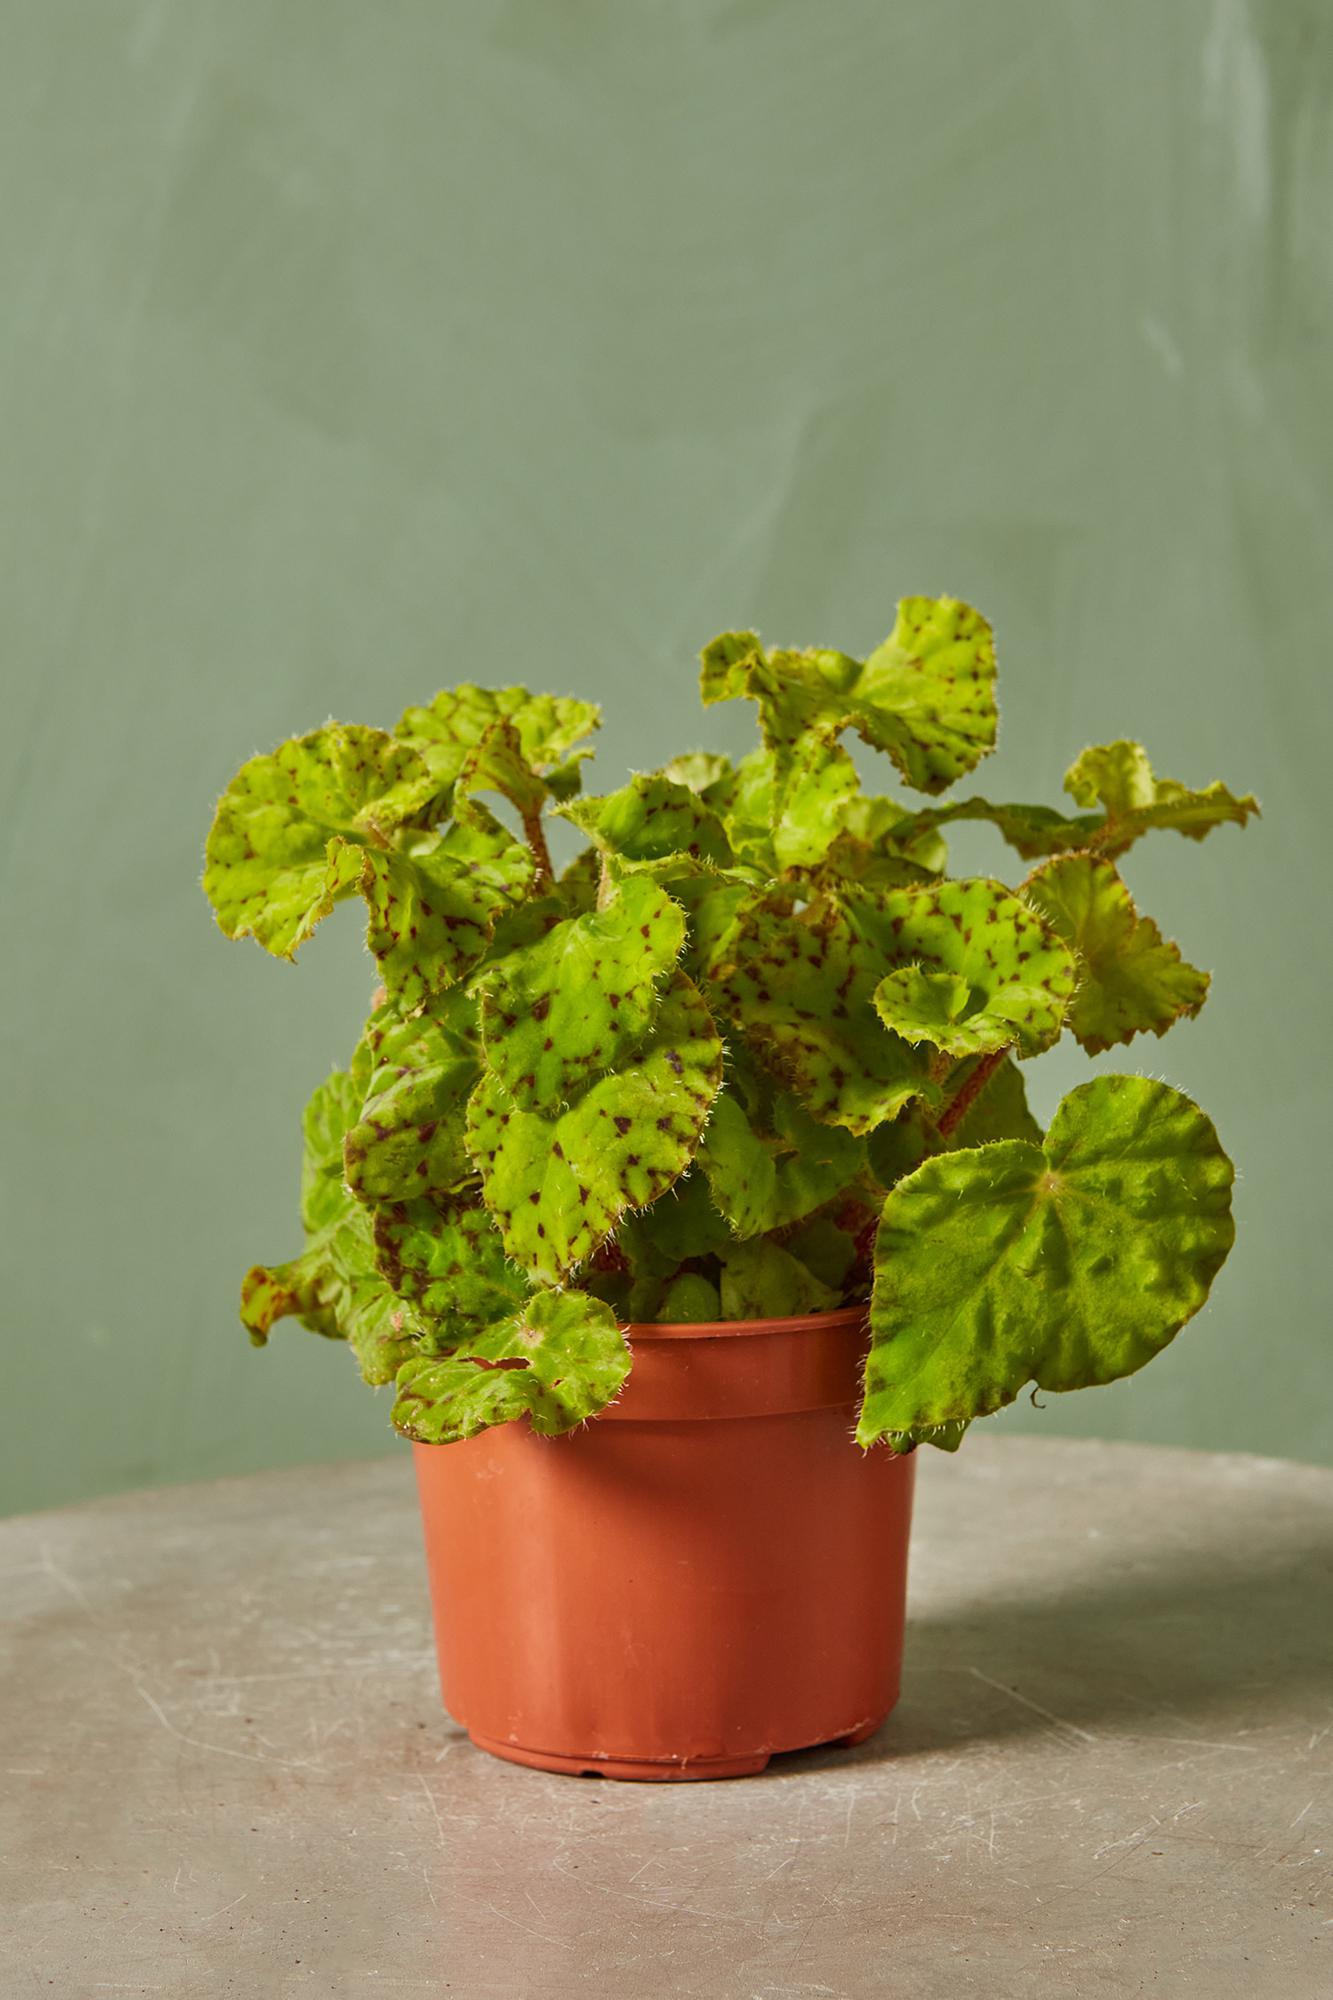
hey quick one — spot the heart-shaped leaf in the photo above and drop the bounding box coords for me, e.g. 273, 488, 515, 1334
1023, 853, 1209, 1054
859, 1075, 1235, 1446
392, 1289, 630, 1444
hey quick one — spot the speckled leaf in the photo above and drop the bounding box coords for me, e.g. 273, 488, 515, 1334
372, 1198, 528, 1333
203, 725, 437, 957
717, 1237, 838, 1319
395, 685, 600, 794
359, 808, 534, 1011
392, 1289, 629, 1444
454, 714, 549, 822
859, 1076, 1235, 1447
242, 1065, 422, 1386
740, 597, 997, 798
1063, 740, 1259, 856
467, 973, 723, 1282
477, 874, 686, 1112
1023, 854, 1209, 1054
560, 775, 733, 868
701, 746, 778, 871
241, 1208, 422, 1386
699, 630, 763, 706
820, 794, 949, 883
870, 878, 1078, 1059
343, 1003, 478, 1206
772, 736, 861, 869
885, 796, 1105, 863
300, 1065, 365, 1232
713, 890, 934, 1135
698, 1086, 864, 1238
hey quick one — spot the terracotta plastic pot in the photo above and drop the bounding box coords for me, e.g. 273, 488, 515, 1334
413, 1304, 916, 1781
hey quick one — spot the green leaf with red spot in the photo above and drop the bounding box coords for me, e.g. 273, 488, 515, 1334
721, 596, 997, 800
242, 1061, 423, 1385
560, 774, 733, 869
870, 878, 1078, 1059
1063, 740, 1259, 856
859, 1076, 1235, 1447
343, 997, 478, 1207
357, 807, 534, 1011
372, 1198, 528, 1334
476, 873, 686, 1112
203, 725, 438, 958
466, 973, 723, 1283
392, 1289, 629, 1444
712, 889, 934, 1135
395, 685, 600, 796
885, 795, 1105, 863
699, 630, 763, 706
1023, 853, 1210, 1054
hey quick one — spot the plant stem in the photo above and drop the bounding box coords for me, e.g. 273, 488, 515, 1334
522, 807, 555, 889
935, 1048, 1006, 1142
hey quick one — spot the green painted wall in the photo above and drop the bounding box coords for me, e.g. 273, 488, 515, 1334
3, 1, 1329, 1514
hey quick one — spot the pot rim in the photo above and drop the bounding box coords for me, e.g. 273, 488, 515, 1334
623, 1301, 869, 1344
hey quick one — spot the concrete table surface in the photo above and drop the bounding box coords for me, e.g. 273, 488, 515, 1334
2, 1437, 1330, 1999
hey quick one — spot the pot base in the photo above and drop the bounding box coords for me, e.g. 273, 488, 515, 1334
466, 1712, 888, 1783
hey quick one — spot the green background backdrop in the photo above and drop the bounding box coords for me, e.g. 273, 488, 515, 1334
3, 1, 1329, 1515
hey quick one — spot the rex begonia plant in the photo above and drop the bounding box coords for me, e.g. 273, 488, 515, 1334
202, 596, 1256, 1453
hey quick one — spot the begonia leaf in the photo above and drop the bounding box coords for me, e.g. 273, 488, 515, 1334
356, 808, 534, 1011
717, 1236, 838, 1319
343, 998, 478, 1206
1063, 740, 1259, 855
392, 1289, 629, 1444
395, 685, 599, 795
1024, 853, 1210, 1054
859, 1075, 1235, 1446
870, 878, 1077, 1059
560, 775, 733, 869
698, 1085, 864, 1238
466, 973, 723, 1282
477, 874, 686, 1112
663, 751, 733, 793
712, 890, 935, 1135
203, 724, 437, 957
656, 1272, 723, 1322
372, 1198, 528, 1333
241, 1062, 422, 1385
699, 630, 763, 706
725, 597, 997, 798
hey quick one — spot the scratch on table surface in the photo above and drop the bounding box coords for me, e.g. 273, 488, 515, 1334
964, 1665, 1098, 1743
130, 1680, 323, 1771
482, 1898, 571, 1949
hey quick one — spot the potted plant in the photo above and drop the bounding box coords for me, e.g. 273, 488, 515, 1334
203, 595, 1256, 1780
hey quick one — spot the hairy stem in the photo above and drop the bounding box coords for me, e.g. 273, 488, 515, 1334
522, 806, 555, 889
935, 1048, 1006, 1142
